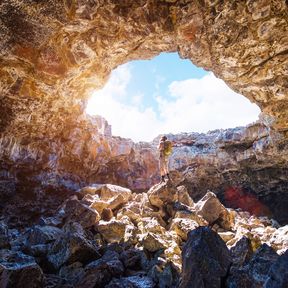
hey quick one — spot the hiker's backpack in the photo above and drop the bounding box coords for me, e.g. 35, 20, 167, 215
164, 140, 172, 156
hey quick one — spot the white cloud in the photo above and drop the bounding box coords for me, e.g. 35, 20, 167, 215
86, 65, 261, 142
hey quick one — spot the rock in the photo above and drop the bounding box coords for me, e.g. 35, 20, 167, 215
59, 262, 85, 286
148, 261, 179, 288
140, 233, 168, 253
179, 227, 232, 288
101, 208, 114, 221
195, 191, 231, 227
137, 217, 166, 235
97, 217, 136, 243
106, 276, 155, 288
218, 231, 235, 243
47, 222, 100, 270
169, 218, 199, 241
147, 181, 178, 210
0, 249, 43, 287
0, 180, 16, 200
0, 221, 10, 249
81, 184, 132, 216
64, 198, 100, 228
119, 247, 145, 272
227, 243, 280, 288
25, 225, 63, 246
177, 186, 194, 207
75, 250, 124, 288
43, 274, 71, 288
80, 184, 132, 202
270, 225, 288, 254
264, 249, 288, 288
229, 236, 253, 271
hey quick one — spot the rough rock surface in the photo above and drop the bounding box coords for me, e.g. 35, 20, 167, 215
0, 182, 287, 287
179, 227, 232, 288
0, 249, 43, 288
227, 243, 280, 288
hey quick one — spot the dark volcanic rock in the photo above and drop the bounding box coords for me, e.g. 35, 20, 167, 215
264, 249, 288, 288
75, 250, 124, 288
63, 197, 100, 228
226, 243, 280, 288
179, 226, 232, 288
229, 236, 253, 271
106, 276, 155, 288
0, 221, 10, 249
47, 222, 100, 271
0, 249, 43, 288
25, 225, 63, 246
59, 262, 85, 286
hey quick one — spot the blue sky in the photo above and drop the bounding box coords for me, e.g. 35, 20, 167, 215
86, 52, 261, 142
125, 53, 207, 112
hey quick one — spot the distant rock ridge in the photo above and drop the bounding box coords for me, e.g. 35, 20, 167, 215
1, 115, 287, 226
0, 182, 287, 287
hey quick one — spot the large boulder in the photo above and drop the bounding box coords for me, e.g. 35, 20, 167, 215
80, 184, 132, 216
140, 232, 168, 253
64, 198, 100, 228
179, 227, 232, 288
195, 191, 233, 229
177, 185, 194, 207
59, 262, 85, 286
264, 249, 288, 288
79, 184, 132, 200
47, 222, 100, 270
25, 225, 63, 246
169, 218, 199, 241
226, 243, 280, 288
20, 225, 63, 258
0, 249, 43, 288
97, 217, 136, 243
75, 250, 124, 288
229, 236, 253, 271
147, 181, 178, 210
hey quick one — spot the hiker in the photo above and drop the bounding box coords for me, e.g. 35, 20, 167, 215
158, 135, 173, 182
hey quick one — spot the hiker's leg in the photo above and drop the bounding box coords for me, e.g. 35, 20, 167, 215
164, 158, 169, 179
159, 157, 166, 182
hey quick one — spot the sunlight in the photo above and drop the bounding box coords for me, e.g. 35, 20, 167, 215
86, 53, 261, 142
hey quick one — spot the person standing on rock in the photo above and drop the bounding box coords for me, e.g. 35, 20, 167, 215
158, 135, 172, 182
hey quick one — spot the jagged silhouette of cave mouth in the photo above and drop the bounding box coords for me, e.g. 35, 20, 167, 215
85, 52, 261, 143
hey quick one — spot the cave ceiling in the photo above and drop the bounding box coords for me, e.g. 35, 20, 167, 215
0, 0, 287, 138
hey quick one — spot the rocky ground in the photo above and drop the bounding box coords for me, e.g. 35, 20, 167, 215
1, 181, 287, 288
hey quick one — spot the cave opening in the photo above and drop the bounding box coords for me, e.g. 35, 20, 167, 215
85, 52, 261, 142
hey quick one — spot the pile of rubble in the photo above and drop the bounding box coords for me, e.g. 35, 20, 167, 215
0, 182, 287, 287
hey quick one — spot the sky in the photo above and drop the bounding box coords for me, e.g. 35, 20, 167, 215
86, 52, 261, 142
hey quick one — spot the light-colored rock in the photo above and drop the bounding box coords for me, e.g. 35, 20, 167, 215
138, 217, 166, 235
195, 191, 230, 226
177, 186, 194, 207
147, 181, 178, 210
218, 231, 235, 243
169, 218, 199, 241
140, 233, 168, 252
96, 217, 135, 243
80, 184, 132, 202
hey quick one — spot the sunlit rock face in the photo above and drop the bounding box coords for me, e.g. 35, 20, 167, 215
0, 1, 287, 225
